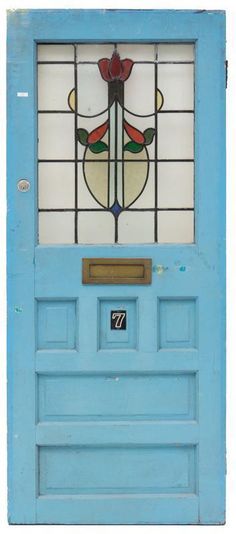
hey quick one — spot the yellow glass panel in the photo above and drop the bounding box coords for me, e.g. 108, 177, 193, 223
68, 88, 75, 112
124, 149, 148, 207
84, 148, 108, 207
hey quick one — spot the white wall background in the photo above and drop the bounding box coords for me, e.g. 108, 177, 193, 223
0, 0, 235, 531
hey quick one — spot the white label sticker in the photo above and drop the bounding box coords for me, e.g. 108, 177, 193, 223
17, 92, 29, 97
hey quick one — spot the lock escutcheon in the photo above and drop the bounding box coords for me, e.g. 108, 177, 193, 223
17, 179, 30, 192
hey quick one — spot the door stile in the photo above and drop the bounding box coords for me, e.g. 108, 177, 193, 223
7, 15, 38, 523
195, 22, 226, 523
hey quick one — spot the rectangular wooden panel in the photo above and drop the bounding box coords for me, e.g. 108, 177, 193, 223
82, 258, 152, 284
38, 373, 196, 422
39, 445, 196, 495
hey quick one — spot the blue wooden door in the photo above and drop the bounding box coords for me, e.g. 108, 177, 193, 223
7, 9, 226, 525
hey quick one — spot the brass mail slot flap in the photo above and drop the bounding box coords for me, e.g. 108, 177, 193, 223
82, 258, 152, 285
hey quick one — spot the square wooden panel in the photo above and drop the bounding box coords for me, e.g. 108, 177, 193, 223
159, 298, 197, 349
82, 258, 152, 285
99, 298, 137, 350
37, 300, 76, 349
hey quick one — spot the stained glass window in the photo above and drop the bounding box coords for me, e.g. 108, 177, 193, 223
38, 43, 194, 244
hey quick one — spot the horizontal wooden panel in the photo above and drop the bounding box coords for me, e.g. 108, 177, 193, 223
39, 445, 197, 495
38, 373, 196, 422
82, 258, 152, 284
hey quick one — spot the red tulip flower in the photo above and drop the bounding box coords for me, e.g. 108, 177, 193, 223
87, 120, 109, 144
124, 120, 145, 144
98, 51, 134, 82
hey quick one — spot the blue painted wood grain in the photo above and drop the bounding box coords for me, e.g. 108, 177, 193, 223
7, 9, 226, 525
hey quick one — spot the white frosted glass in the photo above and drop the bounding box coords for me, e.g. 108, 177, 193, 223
124, 64, 154, 115
158, 162, 194, 208
77, 212, 114, 244
158, 211, 194, 243
38, 44, 74, 61
77, 65, 107, 116
38, 114, 74, 160
117, 44, 155, 61
77, 44, 114, 62
158, 113, 194, 160
158, 44, 194, 62
158, 64, 194, 110
118, 212, 154, 243
39, 212, 74, 244
38, 64, 74, 111
38, 163, 74, 209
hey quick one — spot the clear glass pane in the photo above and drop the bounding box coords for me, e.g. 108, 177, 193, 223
124, 64, 155, 116
77, 44, 114, 62
77, 64, 107, 116
37, 43, 195, 245
38, 64, 74, 111
77, 212, 114, 243
117, 44, 155, 61
119, 212, 154, 243
158, 163, 194, 209
39, 212, 75, 244
158, 64, 194, 110
38, 163, 74, 209
38, 114, 74, 160
38, 44, 74, 61
158, 211, 194, 243
158, 113, 194, 160
157, 44, 194, 62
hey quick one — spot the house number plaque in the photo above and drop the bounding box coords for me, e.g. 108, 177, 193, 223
111, 310, 127, 330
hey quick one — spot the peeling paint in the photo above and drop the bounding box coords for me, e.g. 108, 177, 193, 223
14, 306, 23, 313
155, 265, 168, 275
106, 376, 119, 381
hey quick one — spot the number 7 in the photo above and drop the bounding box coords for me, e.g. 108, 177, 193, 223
112, 312, 126, 329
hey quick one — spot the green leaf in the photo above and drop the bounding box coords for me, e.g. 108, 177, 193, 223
89, 141, 108, 154
77, 128, 88, 145
124, 141, 143, 153
144, 128, 155, 145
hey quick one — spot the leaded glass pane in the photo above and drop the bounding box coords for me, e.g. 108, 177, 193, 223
37, 43, 195, 244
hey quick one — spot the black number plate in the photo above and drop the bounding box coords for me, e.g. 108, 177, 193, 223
111, 310, 127, 330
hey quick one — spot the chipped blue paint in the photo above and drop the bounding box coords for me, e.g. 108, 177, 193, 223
155, 265, 168, 275
7, 9, 226, 525
14, 306, 23, 313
